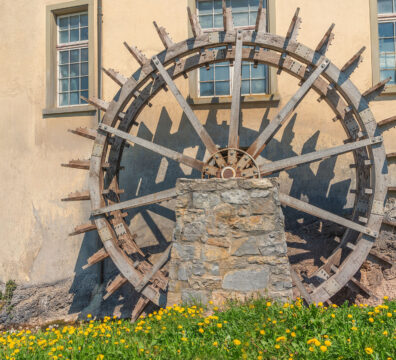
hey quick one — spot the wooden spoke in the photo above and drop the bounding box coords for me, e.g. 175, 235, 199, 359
255, 0, 267, 33
278, 192, 378, 237
68, 127, 97, 140
222, 0, 234, 32
259, 136, 382, 175
152, 56, 226, 167
69, 222, 97, 236
239, 59, 330, 167
99, 124, 214, 174
187, 6, 203, 37
123, 42, 149, 66
153, 21, 174, 49
290, 268, 313, 304
378, 115, 396, 127
82, 248, 109, 270
363, 77, 392, 101
92, 188, 177, 216
102, 67, 128, 86
286, 8, 301, 42
315, 23, 335, 55
341, 46, 366, 74
103, 274, 128, 300
228, 31, 243, 164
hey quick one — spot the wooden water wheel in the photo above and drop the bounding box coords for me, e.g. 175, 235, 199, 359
63, 1, 395, 320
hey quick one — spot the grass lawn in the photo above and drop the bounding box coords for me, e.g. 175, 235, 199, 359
1, 297, 395, 359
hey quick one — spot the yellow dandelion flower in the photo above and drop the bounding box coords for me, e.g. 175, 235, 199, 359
369, 318, 374, 323
276, 336, 286, 342
365, 347, 374, 354
324, 340, 332, 346
198, 328, 204, 334
233, 339, 241, 346
181, 337, 187, 342
348, 314, 352, 318
286, 329, 290, 333
213, 341, 218, 346
266, 302, 271, 307
384, 296, 389, 300
178, 325, 183, 329
209, 300, 213, 304
258, 356, 263, 360
387, 313, 392, 317
309, 346, 315, 352
96, 355, 104, 360
291, 332, 296, 337
320, 346, 328, 352
331, 314, 336, 318
260, 330, 265, 335
352, 326, 358, 331
217, 323, 222, 328
275, 344, 280, 349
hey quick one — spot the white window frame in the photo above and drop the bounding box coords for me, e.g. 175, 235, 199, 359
196, 0, 269, 98
378, 12, 396, 85
56, 11, 89, 108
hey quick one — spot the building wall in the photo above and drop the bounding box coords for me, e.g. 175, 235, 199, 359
0, 0, 395, 288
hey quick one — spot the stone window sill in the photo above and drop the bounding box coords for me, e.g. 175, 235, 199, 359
43, 105, 97, 117
188, 94, 280, 106
380, 85, 396, 96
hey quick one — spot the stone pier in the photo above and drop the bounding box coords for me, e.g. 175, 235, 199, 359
167, 178, 293, 306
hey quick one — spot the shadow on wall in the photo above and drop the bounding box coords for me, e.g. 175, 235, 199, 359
68, 105, 352, 318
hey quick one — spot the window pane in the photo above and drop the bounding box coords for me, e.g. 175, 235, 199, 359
251, 79, 266, 93
70, 29, 79, 42
380, 53, 396, 68
200, 82, 214, 96
249, 0, 260, 7
59, 30, 69, 44
81, 76, 89, 90
198, 0, 213, 14
380, 69, 396, 83
200, 15, 213, 28
233, 12, 249, 27
214, 14, 223, 28
200, 66, 214, 81
81, 48, 88, 61
80, 27, 88, 41
378, 0, 393, 13
59, 79, 68, 92
232, 0, 246, 11
80, 14, 88, 27
70, 64, 79, 77
70, 92, 79, 105
81, 62, 88, 76
80, 91, 88, 103
252, 64, 266, 78
379, 22, 394, 37
215, 81, 230, 95
214, 0, 222, 13
249, 12, 257, 26
379, 37, 395, 52
70, 15, 79, 28
59, 93, 68, 106
70, 77, 79, 91
59, 51, 69, 64
70, 49, 79, 63
60, 65, 69, 78
241, 80, 250, 94
59, 17, 69, 30
216, 65, 230, 80
242, 64, 250, 79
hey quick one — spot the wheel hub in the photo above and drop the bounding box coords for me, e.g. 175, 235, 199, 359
202, 148, 261, 179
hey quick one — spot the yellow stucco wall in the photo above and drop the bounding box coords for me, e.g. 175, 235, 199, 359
0, 0, 394, 285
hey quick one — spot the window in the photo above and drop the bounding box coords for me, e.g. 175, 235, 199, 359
377, 0, 396, 84
197, 0, 269, 97
57, 13, 89, 106
44, 0, 95, 116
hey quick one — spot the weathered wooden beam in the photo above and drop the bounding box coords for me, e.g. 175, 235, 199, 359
363, 77, 391, 101
368, 249, 393, 268
255, 0, 267, 33
341, 46, 366, 74
82, 248, 109, 270
290, 268, 313, 304
228, 31, 243, 164
152, 56, 226, 167
69, 222, 97, 236
62, 190, 90, 202
68, 127, 97, 140
82, 96, 125, 120
102, 68, 127, 86
315, 23, 335, 55
242, 59, 330, 163
123, 42, 149, 66
153, 21, 174, 49
98, 123, 215, 174
279, 192, 378, 237
134, 245, 172, 293
103, 274, 128, 300
222, 0, 234, 32
286, 8, 301, 42
61, 159, 109, 170
387, 152, 396, 160
378, 115, 396, 128
131, 296, 150, 322
259, 137, 382, 175
187, 6, 203, 37
349, 277, 374, 298
92, 188, 177, 216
